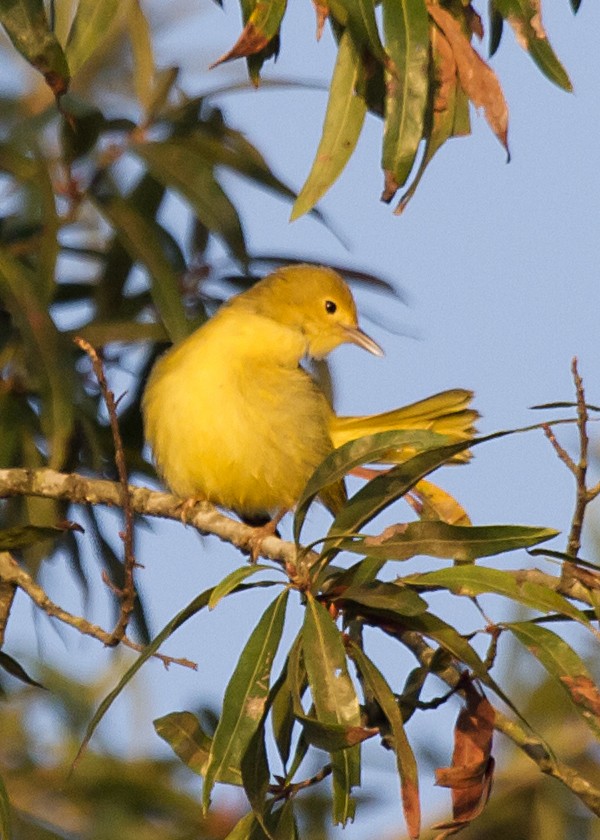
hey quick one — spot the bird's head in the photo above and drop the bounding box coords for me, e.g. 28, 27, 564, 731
242, 264, 384, 360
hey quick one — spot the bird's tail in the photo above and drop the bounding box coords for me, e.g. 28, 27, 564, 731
329, 388, 479, 464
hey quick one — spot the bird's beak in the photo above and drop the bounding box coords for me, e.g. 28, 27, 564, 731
344, 325, 384, 357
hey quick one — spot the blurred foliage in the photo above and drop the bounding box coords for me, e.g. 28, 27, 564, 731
0, 3, 598, 840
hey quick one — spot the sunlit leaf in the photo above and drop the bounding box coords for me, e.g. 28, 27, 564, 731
155, 710, 244, 783
349, 643, 420, 839
328, 0, 388, 65
381, 0, 429, 201
427, 2, 509, 154
209, 564, 278, 610
337, 522, 558, 562
127, 0, 156, 111
303, 594, 360, 824
210, 0, 287, 83
493, 0, 572, 90
333, 579, 428, 616
203, 590, 289, 811
508, 622, 600, 739
294, 429, 450, 543
65, 0, 120, 75
0, 0, 69, 96
406, 566, 593, 631
291, 29, 367, 220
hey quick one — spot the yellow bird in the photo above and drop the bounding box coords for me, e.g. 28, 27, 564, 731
142, 264, 476, 528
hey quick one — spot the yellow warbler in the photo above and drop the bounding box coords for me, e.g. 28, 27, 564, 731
142, 264, 476, 525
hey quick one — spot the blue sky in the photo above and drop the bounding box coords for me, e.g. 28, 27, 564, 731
9, 2, 600, 836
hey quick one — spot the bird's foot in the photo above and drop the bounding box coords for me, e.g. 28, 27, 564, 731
177, 495, 206, 524
246, 510, 286, 563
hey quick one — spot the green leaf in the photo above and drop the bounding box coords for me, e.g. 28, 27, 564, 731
509, 622, 600, 739
270, 653, 301, 769
335, 579, 428, 616
493, 0, 572, 90
348, 643, 420, 839
0, 651, 44, 688
291, 29, 367, 221
381, 0, 429, 199
210, 0, 287, 84
406, 566, 593, 631
0, 0, 69, 96
294, 428, 450, 543
127, 0, 156, 111
337, 522, 559, 563
0, 774, 11, 840
328, 0, 388, 65
303, 594, 360, 825
90, 185, 191, 343
295, 710, 375, 751
74, 584, 219, 768
0, 247, 74, 468
65, 0, 120, 75
241, 724, 271, 819
133, 139, 248, 265
203, 590, 289, 811
0, 523, 73, 550
154, 710, 242, 784
60, 95, 105, 164
209, 564, 278, 610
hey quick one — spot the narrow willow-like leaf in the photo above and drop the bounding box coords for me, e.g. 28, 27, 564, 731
291, 29, 367, 220
133, 140, 248, 264
0, 248, 74, 468
338, 522, 558, 562
0, 651, 44, 688
203, 590, 289, 811
90, 188, 191, 343
74, 585, 218, 768
381, 0, 429, 200
209, 564, 278, 610
396, 26, 459, 214
241, 724, 271, 819
303, 594, 360, 824
508, 622, 600, 739
336, 580, 428, 616
210, 0, 287, 79
349, 643, 420, 839
0, 523, 72, 550
406, 566, 593, 631
66, 0, 120, 74
493, 0, 572, 90
0, 0, 69, 96
296, 710, 376, 751
328, 0, 388, 65
294, 429, 449, 543
128, 0, 156, 110
154, 711, 242, 784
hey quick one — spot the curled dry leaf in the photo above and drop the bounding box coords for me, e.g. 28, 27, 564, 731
427, 2, 509, 155
210, 24, 271, 68
433, 680, 495, 838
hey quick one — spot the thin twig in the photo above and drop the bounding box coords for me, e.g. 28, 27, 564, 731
270, 764, 333, 801
0, 551, 196, 670
567, 358, 589, 558
74, 337, 136, 646
396, 630, 600, 816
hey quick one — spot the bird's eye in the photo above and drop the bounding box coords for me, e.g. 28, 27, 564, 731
325, 300, 337, 314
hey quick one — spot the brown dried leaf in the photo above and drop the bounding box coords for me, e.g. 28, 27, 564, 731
465, 5, 484, 40
209, 23, 270, 68
312, 0, 329, 40
432, 26, 457, 115
433, 680, 495, 838
560, 675, 600, 718
364, 523, 409, 546
427, 2, 509, 154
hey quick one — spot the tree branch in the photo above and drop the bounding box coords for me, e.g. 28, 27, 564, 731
0, 467, 297, 567
0, 551, 196, 670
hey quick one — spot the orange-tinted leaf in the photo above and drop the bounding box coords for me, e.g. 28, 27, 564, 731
313, 0, 329, 39
427, 2, 509, 154
210, 0, 286, 70
560, 675, 600, 719
434, 680, 495, 837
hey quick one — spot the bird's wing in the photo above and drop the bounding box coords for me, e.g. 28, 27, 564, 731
329, 389, 479, 464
